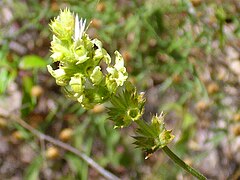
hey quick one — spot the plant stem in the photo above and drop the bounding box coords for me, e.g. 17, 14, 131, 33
162, 146, 207, 180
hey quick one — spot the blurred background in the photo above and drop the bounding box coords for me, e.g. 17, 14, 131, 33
0, 0, 240, 179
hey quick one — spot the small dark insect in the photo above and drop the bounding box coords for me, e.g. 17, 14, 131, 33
93, 43, 98, 50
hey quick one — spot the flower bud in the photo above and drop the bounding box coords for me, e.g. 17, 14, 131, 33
106, 52, 128, 93
50, 37, 70, 62
74, 45, 89, 64
90, 66, 103, 85
47, 65, 69, 86
50, 8, 74, 41
69, 73, 84, 93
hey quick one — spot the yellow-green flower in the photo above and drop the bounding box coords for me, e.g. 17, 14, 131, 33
47, 65, 69, 86
90, 66, 103, 85
106, 51, 128, 93
49, 8, 74, 41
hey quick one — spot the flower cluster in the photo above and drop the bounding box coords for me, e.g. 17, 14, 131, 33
48, 9, 128, 108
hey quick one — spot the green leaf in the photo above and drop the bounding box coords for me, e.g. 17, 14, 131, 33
0, 69, 9, 94
182, 112, 196, 130
65, 153, 83, 178
24, 156, 43, 180
21, 76, 35, 117
20, 55, 47, 69
65, 137, 93, 180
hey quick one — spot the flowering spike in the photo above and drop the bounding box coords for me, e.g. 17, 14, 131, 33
48, 9, 129, 109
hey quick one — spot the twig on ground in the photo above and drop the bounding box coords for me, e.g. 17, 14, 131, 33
1, 113, 120, 180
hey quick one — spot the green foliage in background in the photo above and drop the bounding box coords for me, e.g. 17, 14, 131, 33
0, 0, 240, 179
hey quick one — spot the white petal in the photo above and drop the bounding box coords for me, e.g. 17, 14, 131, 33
75, 14, 80, 41
79, 18, 86, 39
74, 15, 86, 41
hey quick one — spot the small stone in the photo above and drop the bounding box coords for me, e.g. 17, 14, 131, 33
59, 128, 73, 142
46, 146, 60, 160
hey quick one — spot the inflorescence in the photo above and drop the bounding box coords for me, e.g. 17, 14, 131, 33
48, 8, 174, 157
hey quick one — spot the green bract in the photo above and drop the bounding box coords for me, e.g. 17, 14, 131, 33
108, 86, 145, 128
133, 113, 175, 158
